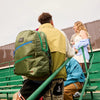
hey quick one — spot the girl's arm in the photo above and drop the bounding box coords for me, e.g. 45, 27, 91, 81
73, 39, 89, 49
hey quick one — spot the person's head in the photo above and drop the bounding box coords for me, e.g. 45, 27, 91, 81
38, 12, 54, 26
35, 28, 39, 31
73, 21, 87, 33
79, 30, 89, 39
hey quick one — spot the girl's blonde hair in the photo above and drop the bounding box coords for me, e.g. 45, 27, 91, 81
74, 21, 87, 33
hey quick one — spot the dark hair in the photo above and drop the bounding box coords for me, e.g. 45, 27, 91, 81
38, 12, 52, 24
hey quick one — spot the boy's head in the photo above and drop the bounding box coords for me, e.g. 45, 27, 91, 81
38, 12, 53, 25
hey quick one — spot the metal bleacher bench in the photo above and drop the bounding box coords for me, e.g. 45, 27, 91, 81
74, 46, 99, 100
0, 65, 23, 100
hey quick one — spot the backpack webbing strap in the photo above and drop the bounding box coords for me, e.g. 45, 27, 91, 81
15, 55, 32, 64
14, 41, 32, 56
37, 31, 48, 52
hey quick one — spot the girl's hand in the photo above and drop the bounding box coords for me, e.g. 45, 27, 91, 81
74, 47, 78, 54
71, 42, 75, 45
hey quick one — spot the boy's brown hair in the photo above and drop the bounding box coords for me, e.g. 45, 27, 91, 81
38, 12, 52, 24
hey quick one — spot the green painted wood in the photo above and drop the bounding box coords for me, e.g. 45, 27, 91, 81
0, 84, 22, 89
90, 79, 100, 83
89, 51, 100, 90
0, 65, 23, 99
74, 93, 100, 100
85, 86, 98, 91
0, 94, 13, 99
0, 89, 19, 93
27, 58, 71, 100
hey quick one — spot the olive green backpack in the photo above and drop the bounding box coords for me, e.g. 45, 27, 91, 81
14, 30, 51, 80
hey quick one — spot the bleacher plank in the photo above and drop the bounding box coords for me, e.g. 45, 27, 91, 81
0, 84, 22, 89
85, 86, 98, 91
0, 89, 20, 93
89, 70, 100, 74
0, 79, 23, 84
0, 66, 23, 99
90, 79, 100, 83
0, 94, 13, 99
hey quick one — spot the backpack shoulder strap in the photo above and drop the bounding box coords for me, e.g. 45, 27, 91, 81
36, 31, 48, 52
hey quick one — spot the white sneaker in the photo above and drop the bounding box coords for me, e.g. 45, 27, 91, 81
73, 92, 81, 98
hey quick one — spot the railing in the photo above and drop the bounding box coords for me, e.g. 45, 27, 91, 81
27, 45, 92, 100
0, 60, 14, 76
27, 58, 71, 100
79, 47, 94, 100
0, 40, 93, 100
0, 60, 14, 66
0, 57, 71, 100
